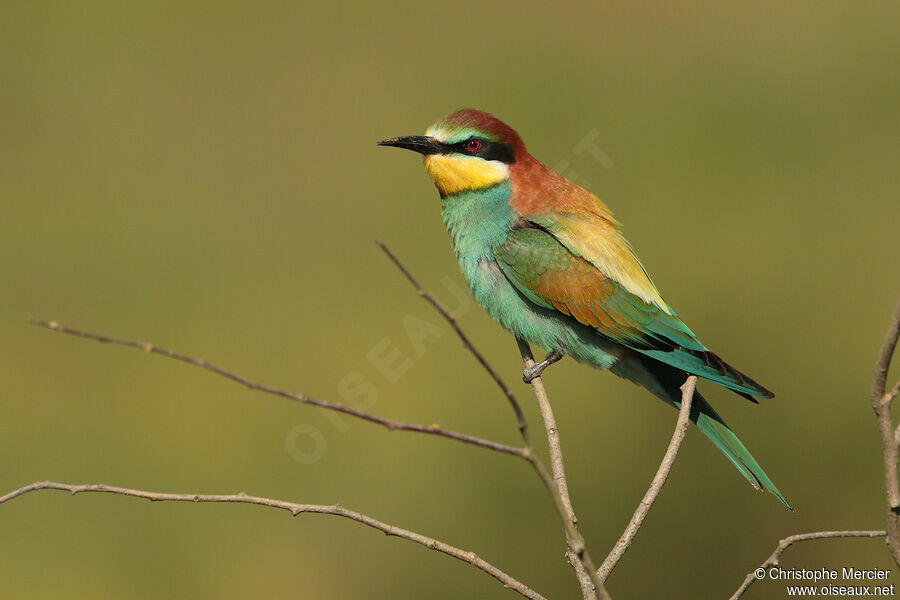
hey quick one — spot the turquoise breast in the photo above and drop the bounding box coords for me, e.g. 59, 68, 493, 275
440, 182, 620, 369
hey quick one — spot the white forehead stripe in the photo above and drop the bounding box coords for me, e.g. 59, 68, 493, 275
425, 126, 452, 143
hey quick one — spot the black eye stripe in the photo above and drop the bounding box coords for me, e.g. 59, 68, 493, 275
438, 138, 516, 164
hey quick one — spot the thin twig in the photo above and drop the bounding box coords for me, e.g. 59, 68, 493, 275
732, 294, 900, 597
517, 339, 611, 600
0, 481, 546, 600
376, 240, 532, 445
377, 243, 611, 598
729, 530, 886, 600
869, 295, 900, 565
597, 375, 697, 582
888, 377, 900, 408
27, 318, 526, 460
873, 295, 900, 406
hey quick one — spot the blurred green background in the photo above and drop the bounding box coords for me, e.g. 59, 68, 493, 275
2, 2, 898, 598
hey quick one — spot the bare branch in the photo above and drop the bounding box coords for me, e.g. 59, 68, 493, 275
729, 530, 886, 600
869, 294, 900, 565
732, 294, 900, 597
376, 240, 532, 445
0, 481, 546, 600
873, 295, 900, 404
597, 375, 697, 582
517, 339, 611, 600
378, 243, 610, 598
28, 247, 596, 599
27, 317, 527, 460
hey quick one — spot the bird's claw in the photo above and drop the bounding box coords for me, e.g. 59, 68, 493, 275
522, 350, 564, 383
522, 364, 542, 383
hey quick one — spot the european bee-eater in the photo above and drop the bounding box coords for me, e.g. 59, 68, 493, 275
378, 108, 789, 509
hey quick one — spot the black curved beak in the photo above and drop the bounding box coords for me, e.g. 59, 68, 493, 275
377, 135, 442, 155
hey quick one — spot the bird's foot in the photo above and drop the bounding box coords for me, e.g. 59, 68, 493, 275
523, 350, 564, 383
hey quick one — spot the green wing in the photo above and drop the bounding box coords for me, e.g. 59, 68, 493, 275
494, 226, 773, 398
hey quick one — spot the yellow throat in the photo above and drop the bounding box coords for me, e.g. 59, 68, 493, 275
423, 154, 509, 196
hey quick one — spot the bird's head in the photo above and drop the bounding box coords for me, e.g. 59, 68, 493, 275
378, 108, 524, 197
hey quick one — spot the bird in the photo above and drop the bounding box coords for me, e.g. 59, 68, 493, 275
378, 108, 790, 509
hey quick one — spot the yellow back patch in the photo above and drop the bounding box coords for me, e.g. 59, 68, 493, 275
424, 154, 509, 196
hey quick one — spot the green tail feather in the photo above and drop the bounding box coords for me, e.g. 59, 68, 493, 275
611, 353, 791, 510
642, 347, 775, 399
680, 392, 792, 510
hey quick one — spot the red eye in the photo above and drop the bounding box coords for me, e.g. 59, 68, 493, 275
466, 139, 481, 152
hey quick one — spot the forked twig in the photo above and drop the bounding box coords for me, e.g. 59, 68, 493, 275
376, 242, 612, 600
729, 530, 886, 599
517, 339, 611, 600
869, 295, 900, 565
376, 240, 531, 444
732, 292, 900, 596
